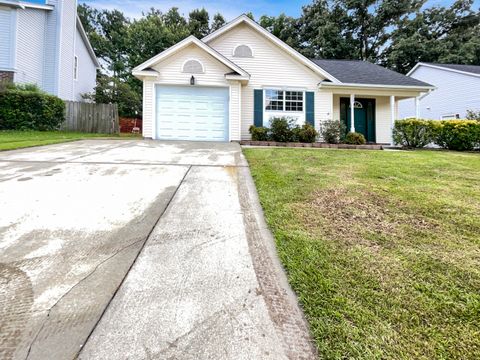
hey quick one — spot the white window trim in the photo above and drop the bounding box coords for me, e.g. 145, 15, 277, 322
262, 88, 306, 127
264, 89, 305, 113
181, 58, 205, 74
232, 44, 253, 58
73, 55, 78, 81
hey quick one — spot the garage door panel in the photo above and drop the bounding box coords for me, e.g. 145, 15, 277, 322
155, 85, 229, 142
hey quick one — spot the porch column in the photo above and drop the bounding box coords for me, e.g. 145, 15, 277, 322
390, 95, 395, 145
415, 96, 420, 119
350, 94, 355, 132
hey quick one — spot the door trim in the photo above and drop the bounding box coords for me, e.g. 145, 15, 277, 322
154, 84, 230, 142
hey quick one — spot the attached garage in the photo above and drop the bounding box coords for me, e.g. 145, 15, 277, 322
155, 85, 229, 141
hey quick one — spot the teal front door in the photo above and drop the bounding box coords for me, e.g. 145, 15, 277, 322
340, 98, 376, 142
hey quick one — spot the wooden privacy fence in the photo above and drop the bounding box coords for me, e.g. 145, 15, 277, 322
62, 101, 120, 134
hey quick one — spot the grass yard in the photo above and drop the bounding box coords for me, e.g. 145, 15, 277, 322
0, 131, 139, 151
244, 148, 480, 359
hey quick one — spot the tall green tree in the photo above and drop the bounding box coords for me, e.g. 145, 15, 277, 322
259, 14, 301, 49
385, 0, 480, 73
188, 8, 210, 38
300, 0, 424, 61
211, 13, 226, 32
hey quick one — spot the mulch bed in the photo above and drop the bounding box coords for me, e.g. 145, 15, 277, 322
240, 140, 384, 150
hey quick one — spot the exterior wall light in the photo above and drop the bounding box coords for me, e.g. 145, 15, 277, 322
190, 76, 195, 85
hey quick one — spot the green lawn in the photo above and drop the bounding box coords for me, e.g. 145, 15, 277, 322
244, 148, 480, 359
0, 131, 138, 151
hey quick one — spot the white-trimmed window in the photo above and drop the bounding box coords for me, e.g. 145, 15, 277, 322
73, 56, 78, 80
233, 45, 253, 58
182, 59, 204, 74
265, 90, 303, 112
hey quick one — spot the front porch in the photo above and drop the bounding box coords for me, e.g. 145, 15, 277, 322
322, 84, 426, 145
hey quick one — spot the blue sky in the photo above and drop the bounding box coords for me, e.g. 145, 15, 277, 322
82, 0, 479, 20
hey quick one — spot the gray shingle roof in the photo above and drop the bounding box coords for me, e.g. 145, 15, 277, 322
422, 63, 480, 75
312, 59, 433, 87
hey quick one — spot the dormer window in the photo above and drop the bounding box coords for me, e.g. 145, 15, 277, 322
182, 59, 204, 74
233, 45, 253, 58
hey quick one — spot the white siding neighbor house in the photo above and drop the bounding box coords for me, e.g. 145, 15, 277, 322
133, 15, 434, 144
399, 63, 480, 120
0, 0, 99, 101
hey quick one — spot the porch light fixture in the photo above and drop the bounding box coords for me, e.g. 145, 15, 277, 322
190, 75, 195, 85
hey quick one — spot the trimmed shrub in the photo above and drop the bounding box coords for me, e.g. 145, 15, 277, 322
319, 120, 345, 144
344, 131, 366, 145
393, 118, 436, 148
249, 125, 270, 141
434, 120, 480, 151
270, 117, 297, 142
0, 84, 65, 130
297, 124, 318, 143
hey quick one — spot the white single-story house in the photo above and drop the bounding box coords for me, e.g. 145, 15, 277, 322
399, 63, 480, 120
133, 15, 434, 144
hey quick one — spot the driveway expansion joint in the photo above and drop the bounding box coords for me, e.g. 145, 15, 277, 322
75, 165, 192, 358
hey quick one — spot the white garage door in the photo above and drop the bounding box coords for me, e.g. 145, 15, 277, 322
155, 85, 229, 141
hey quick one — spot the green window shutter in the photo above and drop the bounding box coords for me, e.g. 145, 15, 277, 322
254, 89, 263, 127
305, 91, 315, 126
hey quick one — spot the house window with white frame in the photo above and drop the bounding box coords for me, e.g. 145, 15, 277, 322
265, 89, 303, 112
74, 56, 78, 80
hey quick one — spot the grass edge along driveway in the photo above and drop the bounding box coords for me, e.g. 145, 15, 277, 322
0, 131, 138, 151
244, 147, 480, 360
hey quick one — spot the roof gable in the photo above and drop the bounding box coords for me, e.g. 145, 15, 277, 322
133, 35, 249, 78
203, 14, 340, 83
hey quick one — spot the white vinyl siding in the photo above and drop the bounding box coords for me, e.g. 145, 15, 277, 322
0, 6, 15, 71
398, 65, 480, 120
58, 0, 77, 100
229, 81, 241, 140
207, 23, 329, 140
143, 80, 155, 138
73, 25, 96, 101
15, 8, 47, 86
151, 44, 231, 86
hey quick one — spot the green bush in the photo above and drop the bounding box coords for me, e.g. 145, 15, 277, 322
270, 117, 297, 142
344, 131, 366, 145
319, 120, 345, 144
393, 118, 436, 148
249, 125, 270, 141
297, 123, 318, 143
0, 84, 65, 131
434, 120, 480, 151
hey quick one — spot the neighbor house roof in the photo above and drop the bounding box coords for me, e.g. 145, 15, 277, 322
312, 59, 433, 88
408, 62, 480, 78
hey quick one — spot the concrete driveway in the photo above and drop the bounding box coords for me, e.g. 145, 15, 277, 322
0, 140, 315, 360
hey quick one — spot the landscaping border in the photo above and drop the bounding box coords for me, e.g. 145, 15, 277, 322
240, 140, 384, 150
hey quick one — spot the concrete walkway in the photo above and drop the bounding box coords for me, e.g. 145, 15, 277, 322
0, 140, 316, 359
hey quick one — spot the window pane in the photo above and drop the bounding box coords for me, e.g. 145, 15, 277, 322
285, 91, 303, 112
265, 90, 284, 111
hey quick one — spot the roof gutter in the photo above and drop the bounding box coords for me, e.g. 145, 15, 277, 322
0, 1, 54, 10
318, 81, 435, 92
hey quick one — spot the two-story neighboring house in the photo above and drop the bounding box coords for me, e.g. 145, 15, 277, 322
399, 63, 480, 120
0, 0, 99, 101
